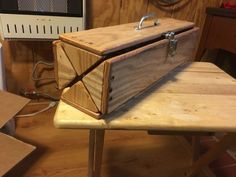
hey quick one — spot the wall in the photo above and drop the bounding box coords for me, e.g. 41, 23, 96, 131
3, 0, 222, 96
87, 0, 222, 28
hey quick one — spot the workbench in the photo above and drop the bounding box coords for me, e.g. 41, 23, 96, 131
54, 62, 236, 177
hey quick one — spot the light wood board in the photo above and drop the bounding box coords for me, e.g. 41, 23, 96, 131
0, 133, 35, 176
82, 63, 105, 111
106, 28, 198, 113
53, 41, 77, 89
62, 42, 102, 76
60, 18, 194, 55
62, 82, 99, 113
54, 62, 236, 133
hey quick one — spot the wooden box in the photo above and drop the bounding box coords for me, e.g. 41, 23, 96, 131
53, 17, 199, 119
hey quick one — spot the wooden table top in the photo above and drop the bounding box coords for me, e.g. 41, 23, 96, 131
54, 62, 236, 132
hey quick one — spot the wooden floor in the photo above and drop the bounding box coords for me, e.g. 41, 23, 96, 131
5, 104, 205, 177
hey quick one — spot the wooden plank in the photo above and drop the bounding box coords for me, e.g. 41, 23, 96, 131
86, 0, 121, 28
61, 81, 99, 113
82, 63, 105, 112
119, 0, 149, 24
107, 28, 199, 113
101, 62, 111, 114
0, 133, 35, 176
53, 41, 77, 89
62, 42, 102, 76
60, 18, 194, 55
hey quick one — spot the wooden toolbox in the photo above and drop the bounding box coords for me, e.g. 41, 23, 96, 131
53, 15, 199, 119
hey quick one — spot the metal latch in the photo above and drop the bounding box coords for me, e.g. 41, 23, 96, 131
165, 32, 178, 57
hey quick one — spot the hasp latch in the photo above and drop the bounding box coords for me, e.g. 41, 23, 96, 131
165, 32, 178, 57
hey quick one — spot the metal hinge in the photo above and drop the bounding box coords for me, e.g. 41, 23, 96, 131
165, 32, 178, 57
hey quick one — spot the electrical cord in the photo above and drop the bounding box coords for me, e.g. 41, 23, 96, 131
22, 90, 60, 101
32, 61, 55, 81
16, 101, 58, 118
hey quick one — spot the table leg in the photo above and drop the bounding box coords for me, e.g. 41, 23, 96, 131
88, 129, 105, 177
192, 136, 201, 162
186, 133, 236, 177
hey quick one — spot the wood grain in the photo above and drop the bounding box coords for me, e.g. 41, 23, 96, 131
90, 130, 105, 177
83, 63, 105, 112
54, 62, 236, 133
172, 0, 222, 52
119, 0, 149, 24
172, 0, 198, 24
62, 81, 99, 113
192, 0, 222, 28
60, 18, 194, 55
86, 0, 121, 28
0, 133, 35, 176
106, 28, 198, 113
147, 0, 173, 18
62, 42, 102, 76
3, 41, 35, 94
53, 41, 77, 89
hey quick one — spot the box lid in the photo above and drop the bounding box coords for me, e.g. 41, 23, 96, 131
0, 91, 34, 176
60, 18, 194, 55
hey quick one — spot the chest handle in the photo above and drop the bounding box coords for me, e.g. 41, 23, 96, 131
135, 13, 159, 30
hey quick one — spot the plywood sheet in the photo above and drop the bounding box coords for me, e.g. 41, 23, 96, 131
0, 91, 30, 128
0, 133, 35, 176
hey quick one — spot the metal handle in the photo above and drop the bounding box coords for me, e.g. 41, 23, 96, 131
135, 13, 159, 30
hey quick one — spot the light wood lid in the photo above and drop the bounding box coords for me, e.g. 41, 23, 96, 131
60, 18, 194, 55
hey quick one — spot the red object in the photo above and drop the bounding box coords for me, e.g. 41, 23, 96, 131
222, 2, 236, 9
